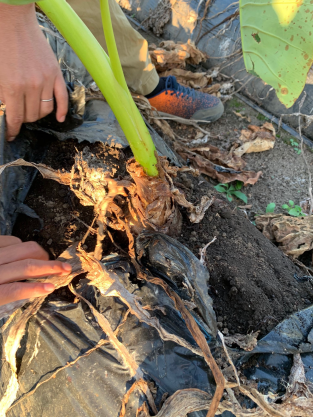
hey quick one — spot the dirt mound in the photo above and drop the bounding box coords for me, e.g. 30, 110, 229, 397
13, 139, 313, 337
188, 199, 312, 336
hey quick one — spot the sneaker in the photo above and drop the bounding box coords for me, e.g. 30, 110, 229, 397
146, 75, 224, 122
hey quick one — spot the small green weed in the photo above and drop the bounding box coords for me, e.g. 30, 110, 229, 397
229, 98, 243, 109
282, 200, 304, 217
289, 138, 301, 154
214, 181, 248, 204
266, 202, 276, 213
257, 113, 269, 121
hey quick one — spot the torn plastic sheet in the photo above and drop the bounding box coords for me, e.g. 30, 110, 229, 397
4, 231, 313, 416
238, 306, 313, 398
0, 112, 53, 236
1, 233, 313, 416
0, 232, 217, 417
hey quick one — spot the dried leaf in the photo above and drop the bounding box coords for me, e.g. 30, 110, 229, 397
232, 111, 251, 123
189, 145, 246, 170
150, 40, 208, 72
127, 158, 182, 235
234, 123, 276, 157
282, 354, 312, 401
300, 198, 312, 215
162, 68, 211, 89
256, 214, 313, 258
177, 147, 262, 185
202, 84, 221, 94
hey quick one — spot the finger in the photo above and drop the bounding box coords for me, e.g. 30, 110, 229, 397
0, 282, 55, 306
24, 78, 42, 123
0, 236, 22, 248
53, 72, 68, 123
5, 92, 25, 141
39, 82, 55, 120
0, 259, 72, 285
0, 241, 49, 266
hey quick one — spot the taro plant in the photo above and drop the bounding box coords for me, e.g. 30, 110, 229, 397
282, 200, 304, 217
265, 202, 276, 213
37, 0, 158, 177
214, 181, 248, 204
240, 0, 313, 108
289, 138, 301, 155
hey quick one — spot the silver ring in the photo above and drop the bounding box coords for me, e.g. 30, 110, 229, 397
41, 98, 54, 102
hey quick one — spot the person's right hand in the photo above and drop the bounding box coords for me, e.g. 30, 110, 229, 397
0, 236, 71, 307
0, 3, 68, 141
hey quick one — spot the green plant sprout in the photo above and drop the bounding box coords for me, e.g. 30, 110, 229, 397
289, 138, 301, 155
282, 200, 304, 217
37, 0, 158, 177
257, 113, 268, 122
214, 181, 248, 204
266, 202, 276, 213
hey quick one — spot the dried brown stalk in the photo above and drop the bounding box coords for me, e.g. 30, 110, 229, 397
77, 249, 203, 357
69, 283, 143, 379
119, 379, 158, 417
134, 263, 225, 417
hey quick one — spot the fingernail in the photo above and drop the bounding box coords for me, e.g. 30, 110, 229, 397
59, 115, 66, 123
43, 283, 55, 292
8, 137, 15, 142
62, 262, 72, 272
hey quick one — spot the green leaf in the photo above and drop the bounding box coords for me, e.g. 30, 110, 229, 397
282, 204, 289, 209
214, 184, 227, 192
232, 191, 248, 204
288, 208, 300, 216
289, 200, 294, 206
229, 185, 236, 191
266, 202, 276, 213
240, 0, 313, 108
235, 181, 243, 191
227, 195, 233, 202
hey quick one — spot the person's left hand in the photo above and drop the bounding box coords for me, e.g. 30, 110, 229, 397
0, 236, 71, 307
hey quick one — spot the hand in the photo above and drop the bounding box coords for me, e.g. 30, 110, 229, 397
0, 3, 68, 141
0, 236, 72, 307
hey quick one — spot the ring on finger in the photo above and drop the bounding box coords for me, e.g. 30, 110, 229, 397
41, 98, 54, 102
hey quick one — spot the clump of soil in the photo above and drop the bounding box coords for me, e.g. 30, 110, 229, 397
13, 138, 313, 337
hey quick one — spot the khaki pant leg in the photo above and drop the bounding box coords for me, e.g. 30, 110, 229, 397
66, 0, 159, 95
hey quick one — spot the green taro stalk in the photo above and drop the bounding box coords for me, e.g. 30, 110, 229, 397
37, 0, 158, 176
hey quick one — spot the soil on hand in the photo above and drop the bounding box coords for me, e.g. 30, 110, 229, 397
13, 138, 313, 337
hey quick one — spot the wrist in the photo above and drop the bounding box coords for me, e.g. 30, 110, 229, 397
0, 3, 36, 29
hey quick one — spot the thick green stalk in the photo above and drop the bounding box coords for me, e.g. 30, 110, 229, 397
37, 0, 158, 176
99, 0, 128, 93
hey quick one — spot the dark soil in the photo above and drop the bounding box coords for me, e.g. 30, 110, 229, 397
13, 138, 313, 337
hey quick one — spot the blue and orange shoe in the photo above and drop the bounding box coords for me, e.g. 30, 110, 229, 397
146, 75, 224, 122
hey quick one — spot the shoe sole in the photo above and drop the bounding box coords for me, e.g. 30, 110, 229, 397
191, 100, 224, 122
155, 101, 224, 123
